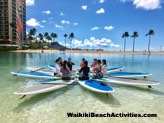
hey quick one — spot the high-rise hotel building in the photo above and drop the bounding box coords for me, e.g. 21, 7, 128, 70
0, 0, 26, 47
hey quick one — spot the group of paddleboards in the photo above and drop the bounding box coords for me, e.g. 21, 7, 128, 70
11, 57, 160, 96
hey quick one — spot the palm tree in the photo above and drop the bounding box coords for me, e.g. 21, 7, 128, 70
47, 35, 52, 41
69, 33, 74, 50
51, 33, 58, 42
122, 31, 129, 51
44, 32, 49, 41
146, 29, 154, 52
64, 34, 67, 49
131, 31, 139, 52
28, 28, 37, 40
38, 33, 44, 49
38, 33, 43, 41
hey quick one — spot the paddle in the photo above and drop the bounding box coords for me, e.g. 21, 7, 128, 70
31, 68, 46, 72
41, 82, 78, 85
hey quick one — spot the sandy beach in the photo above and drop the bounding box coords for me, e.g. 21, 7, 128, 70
11, 49, 164, 54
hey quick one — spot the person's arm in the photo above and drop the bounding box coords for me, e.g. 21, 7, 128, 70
101, 65, 105, 71
79, 67, 83, 73
90, 63, 94, 67
72, 62, 75, 65
93, 66, 98, 71
80, 62, 83, 67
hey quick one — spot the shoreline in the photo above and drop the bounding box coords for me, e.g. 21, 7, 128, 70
10, 49, 164, 54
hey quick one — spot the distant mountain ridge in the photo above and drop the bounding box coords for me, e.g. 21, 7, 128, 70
51, 42, 69, 50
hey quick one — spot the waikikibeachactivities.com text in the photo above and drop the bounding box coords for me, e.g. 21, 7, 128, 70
19, 60, 142, 67
67, 112, 157, 118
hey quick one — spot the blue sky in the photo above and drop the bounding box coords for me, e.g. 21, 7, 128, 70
26, 0, 164, 51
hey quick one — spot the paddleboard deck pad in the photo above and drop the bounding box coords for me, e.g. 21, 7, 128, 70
95, 77, 160, 86
14, 80, 74, 95
106, 72, 152, 78
78, 80, 114, 93
11, 72, 60, 79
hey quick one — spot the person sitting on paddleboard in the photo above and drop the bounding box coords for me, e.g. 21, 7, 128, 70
80, 58, 85, 68
60, 60, 74, 80
90, 58, 98, 67
67, 58, 75, 72
54, 57, 62, 77
101, 59, 107, 76
92, 59, 103, 79
79, 61, 90, 80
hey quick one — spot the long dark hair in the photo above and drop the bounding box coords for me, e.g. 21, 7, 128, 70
55, 57, 61, 63
62, 60, 67, 70
102, 59, 107, 66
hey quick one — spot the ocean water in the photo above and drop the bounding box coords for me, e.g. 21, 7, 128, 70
0, 52, 164, 123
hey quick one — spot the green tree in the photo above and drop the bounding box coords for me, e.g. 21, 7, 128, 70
69, 33, 74, 50
38, 33, 43, 41
131, 31, 139, 52
51, 33, 58, 42
47, 36, 52, 43
64, 34, 68, 49
44, 32, 49, 41
146, 29, 154, 52
122, 31, 129, 51
28, 28, 37, 40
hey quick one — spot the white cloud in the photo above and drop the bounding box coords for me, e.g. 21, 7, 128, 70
42, 10, 51, 14
72, 37, 120, 48
99, 0, 105, 3
26, 18, 44, 28
73, 23, 78, 26
104, 26, 114, 31
61, 20, 70, 24
91, 27, 99, 31
55, 24, 64, 30
110, 43, 120, 48
96, 8, 105, 14
42, 20, 46, 23
81, 5, 88, 10
120, 0, 161, 10
26, 0, 35, 6
133, 0, 161, 10
72, 39, 84, 47
60, 12, 64, 16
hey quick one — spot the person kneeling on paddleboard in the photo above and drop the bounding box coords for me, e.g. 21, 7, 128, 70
67, 58, 75, 72
90, 58, 98, 68
54, 57, 62, 77
60, 60, 75, 80
101, 59, 107, 76
92, 60, 103, 79
79, 61, 90, 80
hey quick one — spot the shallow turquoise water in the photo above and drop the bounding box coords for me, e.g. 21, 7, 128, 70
0, 52, 164, 123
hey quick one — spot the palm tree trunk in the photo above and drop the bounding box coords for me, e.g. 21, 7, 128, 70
133, 38, 135, 52
65, 37, 66, 49
148, 35, 151, 52
70, 39, 72, 50
124, 38, 126, 51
